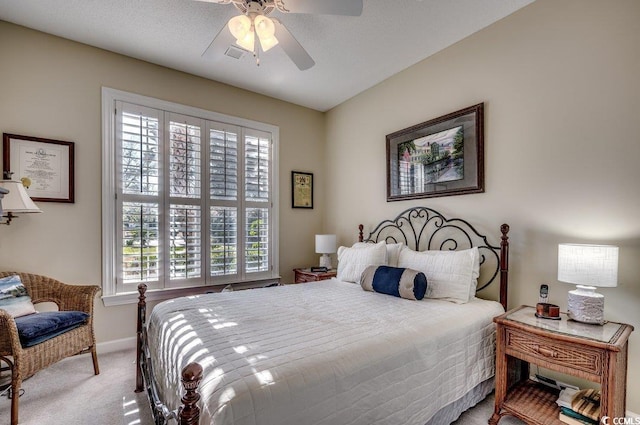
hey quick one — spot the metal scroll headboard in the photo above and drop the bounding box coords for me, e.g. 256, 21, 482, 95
358, 206, 510, 308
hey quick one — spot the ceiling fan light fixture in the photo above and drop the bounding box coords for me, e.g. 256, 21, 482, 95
228, 14, 252, 40
258, 34, 278, 52
254, 15, 278, 51
235, 30, 255, 52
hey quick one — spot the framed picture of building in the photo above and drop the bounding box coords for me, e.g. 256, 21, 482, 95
386, 103, 484, 201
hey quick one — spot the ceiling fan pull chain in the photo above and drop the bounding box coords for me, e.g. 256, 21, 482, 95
254, 30, 260, 66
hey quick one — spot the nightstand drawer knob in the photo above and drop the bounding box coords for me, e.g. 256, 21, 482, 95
535, 345, 558, 358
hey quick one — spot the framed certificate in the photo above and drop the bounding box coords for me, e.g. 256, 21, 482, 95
291, 171, 313, 209
2, 133, 75, 203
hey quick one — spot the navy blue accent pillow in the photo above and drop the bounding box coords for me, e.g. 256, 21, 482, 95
15, 311, 89, 348
360, 265, 428, 300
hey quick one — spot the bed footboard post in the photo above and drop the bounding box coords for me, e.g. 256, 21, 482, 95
179, 363, 203, 425
358, 224, 364, 242
499, 224, 510, 310
135, 283, 147, 393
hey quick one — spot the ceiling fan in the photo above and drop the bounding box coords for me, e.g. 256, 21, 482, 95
198, 0, 363, 70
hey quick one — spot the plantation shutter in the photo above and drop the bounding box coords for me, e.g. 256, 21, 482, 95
244, 130, 271, 275
167, 113, 205, 286
116, 101, 163, 292
104, 89, 278, 300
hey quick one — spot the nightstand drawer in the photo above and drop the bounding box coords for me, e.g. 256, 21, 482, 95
505, 328, 603, 376
296, 273, 318, 283
293, 268, 337, 283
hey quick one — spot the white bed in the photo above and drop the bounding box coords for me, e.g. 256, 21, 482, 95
136, 206, 511, 424
148, 279, 503, 425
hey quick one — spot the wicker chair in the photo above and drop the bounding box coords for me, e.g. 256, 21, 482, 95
0, 272, 100, 425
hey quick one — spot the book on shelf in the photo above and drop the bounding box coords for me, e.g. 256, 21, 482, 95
557, 387, 579, 409
559, 407, 598, 425
571, 388, 601, 421
556, 387, 601, 423
559, 411, 597, 425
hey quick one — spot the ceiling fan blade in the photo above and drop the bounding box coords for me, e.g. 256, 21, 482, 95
276, 0, 363, 16
272, 18, 315, 71
202, 22, 238, 59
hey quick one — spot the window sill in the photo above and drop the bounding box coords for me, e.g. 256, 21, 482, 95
101, 276, 281, 307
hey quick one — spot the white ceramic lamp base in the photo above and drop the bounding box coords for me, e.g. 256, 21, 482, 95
567, 285, 605, 325
319, 254, 332, 269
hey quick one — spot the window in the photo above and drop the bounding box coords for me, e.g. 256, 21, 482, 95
102, 88, 279, 305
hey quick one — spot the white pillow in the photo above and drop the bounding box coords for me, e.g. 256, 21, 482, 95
337, 241, 387, 283
397, 247, 480, 303
353, 242, 404, 267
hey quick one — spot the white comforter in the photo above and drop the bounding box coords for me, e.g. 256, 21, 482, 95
148, 279, 504, 425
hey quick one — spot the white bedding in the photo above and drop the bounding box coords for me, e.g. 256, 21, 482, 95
148, 278, 504, 425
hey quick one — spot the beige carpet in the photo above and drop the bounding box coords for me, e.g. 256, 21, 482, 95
0, 348, 152, 425
0, 348, 524, 425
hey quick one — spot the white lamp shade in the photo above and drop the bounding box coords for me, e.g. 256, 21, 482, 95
254, 15, 279, 51
228, 15, 252, 40
0, 186, 8, 216
558, 243, 618, 288
0, 180, 41, 214
315, 234, 336, 254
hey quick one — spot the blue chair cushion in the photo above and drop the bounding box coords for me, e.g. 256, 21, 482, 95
15, 311, 89, 348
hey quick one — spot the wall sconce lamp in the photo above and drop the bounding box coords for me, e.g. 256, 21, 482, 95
315, 234, 336, 269
0, 186, 8, 218
0, 172, 42, 225
557, 243, 618, 325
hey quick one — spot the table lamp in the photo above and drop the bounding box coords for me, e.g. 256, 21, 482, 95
315, 234, 336, 269
557, 243, 618, 325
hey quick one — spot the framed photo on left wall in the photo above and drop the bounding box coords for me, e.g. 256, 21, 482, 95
291, 171, 313, 209
2, 133, 75, 203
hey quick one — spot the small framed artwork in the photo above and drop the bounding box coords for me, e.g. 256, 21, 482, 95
2, 133, 75, 203
291, 171, 313, 209
386, 103, 484, 201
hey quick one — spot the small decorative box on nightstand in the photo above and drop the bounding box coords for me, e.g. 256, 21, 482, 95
490, 305, 634, 425
293, 268, 337, 283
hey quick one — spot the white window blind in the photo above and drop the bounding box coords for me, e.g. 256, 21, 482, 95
102, 88, 279, 304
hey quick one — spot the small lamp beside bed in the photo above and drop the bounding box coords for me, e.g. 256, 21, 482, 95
557, 243, 618, 325
315, 234, 336, 269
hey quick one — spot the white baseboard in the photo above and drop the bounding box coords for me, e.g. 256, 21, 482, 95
626, 410, 639, 419
55, 336, 135, 365
96, 336, 136, 354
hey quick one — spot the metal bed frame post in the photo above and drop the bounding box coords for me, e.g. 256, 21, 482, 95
136, 284, 204, 424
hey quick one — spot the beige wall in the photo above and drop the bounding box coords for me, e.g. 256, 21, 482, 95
325, 0, 640, 411
0, 21, 325, 343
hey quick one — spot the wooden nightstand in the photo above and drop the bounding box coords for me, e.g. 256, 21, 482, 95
293, 268, 337, 283
490, 305, 633, 425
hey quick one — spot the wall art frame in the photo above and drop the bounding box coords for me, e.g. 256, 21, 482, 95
386, 103, 484, 201
291, 171, 313, 209
2, 133, 75, 203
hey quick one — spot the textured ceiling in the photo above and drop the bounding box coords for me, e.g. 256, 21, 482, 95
0, 0, 534, 111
